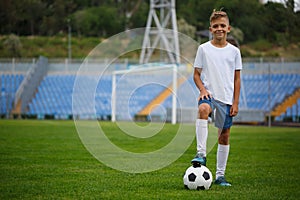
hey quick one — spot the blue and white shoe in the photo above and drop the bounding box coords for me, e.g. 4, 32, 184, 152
214, 176, 232, 186
191, 152, 206, 167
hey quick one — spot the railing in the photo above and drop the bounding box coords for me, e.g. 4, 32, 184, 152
14, 56, 48, 113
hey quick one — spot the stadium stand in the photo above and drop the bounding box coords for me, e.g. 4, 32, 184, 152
0, 74, 24, 115
13, 56, 48, 114
26, 75, 112, 119
0, 58, 299, 123
111, 72, 173, 120
24, 72, 300, 121
160, 74, 300, 111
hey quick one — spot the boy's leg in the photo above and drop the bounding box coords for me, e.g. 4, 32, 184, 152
192, 118, 208, 165
191, 100, 212, 166
216, 128, 230, 179
196, 119, 208, 155
215, 104, 232, 186
215, 139, 231, 186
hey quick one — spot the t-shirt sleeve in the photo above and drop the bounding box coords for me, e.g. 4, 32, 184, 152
235, 49, 243, 70
193, 46, 203, 69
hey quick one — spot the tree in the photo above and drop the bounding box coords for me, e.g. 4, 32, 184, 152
230, 26, 244, 43
72, 6, 122, 37
0, 0, 299, 46
177, 18, 196, 39
129, 1, 149, 29
3, 34, 22, 57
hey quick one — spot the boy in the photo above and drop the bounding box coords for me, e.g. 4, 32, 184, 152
191, 9, 242, 186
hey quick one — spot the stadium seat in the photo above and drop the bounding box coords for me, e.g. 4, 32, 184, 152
0, 74, 24, 114
23, 73, 300, 120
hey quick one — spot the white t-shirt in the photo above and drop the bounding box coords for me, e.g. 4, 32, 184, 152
193, 41, 243, 105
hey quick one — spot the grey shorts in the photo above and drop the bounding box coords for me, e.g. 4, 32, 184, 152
198, 97, 233, 129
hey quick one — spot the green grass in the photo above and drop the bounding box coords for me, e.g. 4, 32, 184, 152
2, 34, 300, 59
0, 35, 102, 58
0, 120, 299, 199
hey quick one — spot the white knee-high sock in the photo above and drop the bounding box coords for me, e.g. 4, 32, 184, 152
195, 119, 208, 156
216, 144, 230, 179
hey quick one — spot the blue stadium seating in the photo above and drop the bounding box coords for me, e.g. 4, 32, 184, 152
0, 74, 24, 114
1, 72, 299, 121
27, 75, 111, 119
113, 74, 170, 120
160, 74, 300, 118
26, 74, 172, 120
244, 74, 300, 111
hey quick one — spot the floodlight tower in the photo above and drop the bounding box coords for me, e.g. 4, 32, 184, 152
139, 0, 180, 64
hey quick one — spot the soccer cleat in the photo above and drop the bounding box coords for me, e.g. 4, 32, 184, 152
191, 152, 206, 167
214, 176, 232, 186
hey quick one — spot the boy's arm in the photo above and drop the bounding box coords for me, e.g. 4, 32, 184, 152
193, 68, 211, 100
230, 70, 241, 116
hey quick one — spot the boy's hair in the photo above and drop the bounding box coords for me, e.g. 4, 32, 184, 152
210, 8, 229, 23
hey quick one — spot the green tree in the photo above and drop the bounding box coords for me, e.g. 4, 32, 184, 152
0, 0, 17, 34
230, 26, 244, 43
0, 0, 299, 46
72, 6, 122, 37
177, 0, 215, 30
129, 2, 149, 29
3, 34, 22, 57
177, 18, 196, 39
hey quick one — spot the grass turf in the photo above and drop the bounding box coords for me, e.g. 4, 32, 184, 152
0, 120, 299, 199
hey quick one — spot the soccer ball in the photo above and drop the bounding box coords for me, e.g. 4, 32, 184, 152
183, 165, 213, 190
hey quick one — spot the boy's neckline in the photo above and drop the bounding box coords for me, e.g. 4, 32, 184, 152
210, 40, 228, 48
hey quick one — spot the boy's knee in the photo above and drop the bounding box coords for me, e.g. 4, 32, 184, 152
198, 104, 211, 119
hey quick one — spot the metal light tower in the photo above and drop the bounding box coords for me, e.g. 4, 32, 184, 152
139, 0, 180, 64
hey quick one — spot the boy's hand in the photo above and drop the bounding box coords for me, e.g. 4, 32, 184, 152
230, 103, 239, 116
198, 89, 211, 101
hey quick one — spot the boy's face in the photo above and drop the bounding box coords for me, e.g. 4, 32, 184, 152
209, 17, 230, 41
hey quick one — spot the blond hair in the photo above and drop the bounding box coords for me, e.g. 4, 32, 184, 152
209, 8, 229, 23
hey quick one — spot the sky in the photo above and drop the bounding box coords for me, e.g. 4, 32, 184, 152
260, 0, 300, 11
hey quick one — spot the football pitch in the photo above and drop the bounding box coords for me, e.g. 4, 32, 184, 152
0, 120, 299, 199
